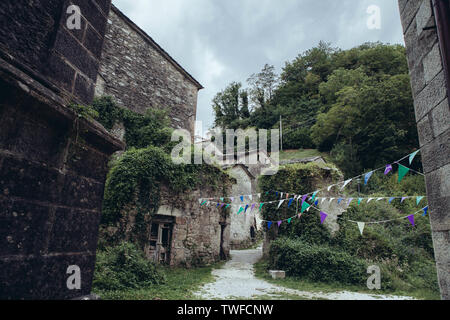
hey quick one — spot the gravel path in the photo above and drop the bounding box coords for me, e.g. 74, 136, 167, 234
194, 246, 415, 300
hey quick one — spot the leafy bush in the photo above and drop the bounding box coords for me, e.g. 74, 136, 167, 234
269, 237, 367, 285
93, 242, 166, 291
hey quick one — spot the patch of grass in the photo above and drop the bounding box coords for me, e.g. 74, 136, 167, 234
94, 261, 225, 300
279, 149, 329, 161
254, 258, 440, 300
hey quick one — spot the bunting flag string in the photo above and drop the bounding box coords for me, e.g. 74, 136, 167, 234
198, 150, 423, 203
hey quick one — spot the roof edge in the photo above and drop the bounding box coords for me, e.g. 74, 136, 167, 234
110, 5, 204, 90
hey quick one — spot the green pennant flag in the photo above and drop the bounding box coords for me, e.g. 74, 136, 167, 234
288, 218, 292, 224
259, 203, 264, 211
398, 164, 410, 182
201, 201, 207, 206
237, 207, 243, 215
301, 201, 311, 213
311, 191, 318, 201
358, 198, 363, 205
225, 204, 230, 209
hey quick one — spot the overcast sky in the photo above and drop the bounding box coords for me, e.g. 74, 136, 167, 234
112, 0, 406, 135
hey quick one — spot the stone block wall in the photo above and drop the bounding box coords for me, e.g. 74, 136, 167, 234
398, 0, 450, 299
0, 0, 111, 106
97, 5, 203, 136
0, 0, 125, 299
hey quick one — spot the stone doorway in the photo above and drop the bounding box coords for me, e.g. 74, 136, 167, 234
148, 216, 174, 264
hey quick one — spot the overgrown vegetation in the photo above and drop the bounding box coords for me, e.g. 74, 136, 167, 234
93, 242, 166, 291
212, 42, 419, 176
92, 242, 222, 300
258, 163, 440, 298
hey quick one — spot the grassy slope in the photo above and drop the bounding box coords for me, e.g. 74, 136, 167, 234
279, 149, 330, 162
93, 262, 224, 300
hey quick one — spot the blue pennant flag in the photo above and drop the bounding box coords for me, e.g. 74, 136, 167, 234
244, 204, 249, 213
364, 171, 374, 185
389, 197, 395, 204
288, 198, 294, 207
240, 196, 244, 202
268, 221, 272, 230
423, 206, 429, 216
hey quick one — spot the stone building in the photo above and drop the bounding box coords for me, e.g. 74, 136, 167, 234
398, 0, 450, 299
0, 0, 124, 299
96, 5, 203, 136
226, 164, 262, 249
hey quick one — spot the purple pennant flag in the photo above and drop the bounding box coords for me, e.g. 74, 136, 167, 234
401, 197, 407, 203
251, 203, 256, 212
407, 215, 415, 227
230, 197, 234, 202
347, 198, 354, 206
320, 211, 328, 224
384, 164, 393, 175
277, 221, 282, 227
301, 195, 307, 205
220, 203, 226, 209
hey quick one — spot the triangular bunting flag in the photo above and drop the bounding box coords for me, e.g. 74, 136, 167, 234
251, 203, 256, 211
230, 197, 234, 202
364, 171, 374, 185
329, 198, 335, 203
248, 195, 253, 201
407, 215, 415, 227
347, 198, 354, 206
288, 218, 292, 224
401, 197, 407, 203
240, 196, 244, 202
277, 221, 282, 227
280, 192, 284, 199
341, 179, 352, 190
237, 207, 243, 215
357, 222, 365, 235
315, 200, 319, 206
301, 201, 311, 213
301, 195, 308, 205
367, 198, 374, 203
321, 198, 327, 204
220, 197, 224, 201
201, 201, 207, 206
327, 185, 333, 191
389, 197, 395, 204
244, 204, 249, 213
398, 164, 410, 182
277, 200, 285, 209
384, 164, 393, 175
409, 150, 420, 165
225, 204, 230, 209
416, 196, 424, 205
259, 203, 264, 211
220, 203, 226, 208
320, 211, 328, 224
376, 197, 384, 201
288, 198, 294, 208
311, 191, 318, 201
337, 198, 343, 204
268, 221, 272, 229
198, 199, 203, 204
358, 198, 363, 205
423, 206, 429, 216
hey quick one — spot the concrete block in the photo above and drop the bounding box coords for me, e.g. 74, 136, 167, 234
269, 270, 286, 279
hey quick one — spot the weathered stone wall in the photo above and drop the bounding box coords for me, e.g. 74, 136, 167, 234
158, 185, 231, 267
100, 173, 234, 268
398, 0, 450, 299
0, 0, 125, 299
228, 165, 261, 249
0, 0, 111, 105
97, 5, 202, 136
0, 59, 123, 299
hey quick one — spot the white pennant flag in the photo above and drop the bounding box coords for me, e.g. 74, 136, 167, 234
280, 192, 284, 199
321, 198, 327, 204
198, 198, 203, 204
329, 198, 335, 203
341, 179, 352, 190
277, 200, 285, 209
327, 185, 333, 191
367, 198, 374, 203
357, 222, 365, 235
376, 197, 384, 201
249, 195, 253, 201
258, 193, 261, 198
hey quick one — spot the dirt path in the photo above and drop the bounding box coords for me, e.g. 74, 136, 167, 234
194, 246, 415, 300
